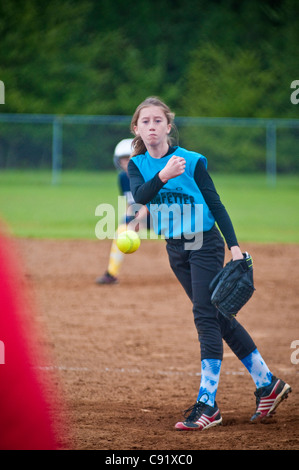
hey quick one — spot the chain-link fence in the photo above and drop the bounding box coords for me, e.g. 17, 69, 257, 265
0, 113, 298, 185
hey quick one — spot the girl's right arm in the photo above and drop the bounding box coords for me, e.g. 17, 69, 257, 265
128, 159, 165, 205
128, 155, 186, 205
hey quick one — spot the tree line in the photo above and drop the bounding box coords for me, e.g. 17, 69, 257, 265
0, 0, 298, 119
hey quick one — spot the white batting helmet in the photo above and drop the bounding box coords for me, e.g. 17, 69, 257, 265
113, 138, 134, 170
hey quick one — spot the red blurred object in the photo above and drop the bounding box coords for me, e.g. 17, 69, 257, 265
0, 226, 65, 449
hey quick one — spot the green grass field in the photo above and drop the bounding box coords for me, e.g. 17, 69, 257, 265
0, 170, 298, 243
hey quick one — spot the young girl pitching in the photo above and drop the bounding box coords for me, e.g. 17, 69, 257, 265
127, 96, 291, 430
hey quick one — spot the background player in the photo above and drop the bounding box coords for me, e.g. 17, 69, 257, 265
96, 138, 149, 285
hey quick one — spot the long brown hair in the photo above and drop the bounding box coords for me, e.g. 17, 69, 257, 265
130, 97, 177, 157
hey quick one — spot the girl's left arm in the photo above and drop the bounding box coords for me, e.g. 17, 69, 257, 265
230, 245, 244, 260
194, 159, 241, 255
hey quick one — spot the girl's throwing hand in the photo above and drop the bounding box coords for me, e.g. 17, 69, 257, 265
159, 155, 186, 183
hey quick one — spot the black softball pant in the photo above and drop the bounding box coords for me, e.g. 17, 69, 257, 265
166, 225, 256, 361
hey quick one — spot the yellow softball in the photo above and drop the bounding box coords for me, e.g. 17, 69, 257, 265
116, 230, 141, 254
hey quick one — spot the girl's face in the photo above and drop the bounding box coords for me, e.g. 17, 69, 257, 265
134, 105, 171, 150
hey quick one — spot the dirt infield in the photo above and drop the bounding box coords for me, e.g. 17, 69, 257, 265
17, 238, 298, 450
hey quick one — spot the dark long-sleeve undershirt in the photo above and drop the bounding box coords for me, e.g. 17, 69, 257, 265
128, 152, 238, 249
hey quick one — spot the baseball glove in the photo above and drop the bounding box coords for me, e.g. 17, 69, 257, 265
209, 252, 255, 319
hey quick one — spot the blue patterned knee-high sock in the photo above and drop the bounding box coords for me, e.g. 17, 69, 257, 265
241, 348, 272, 389
197, 359, 221, 407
